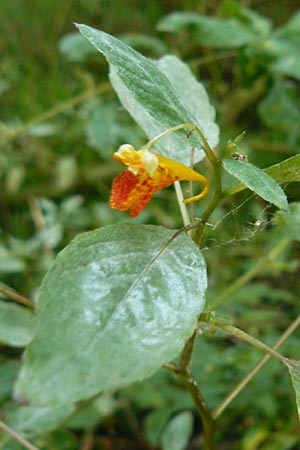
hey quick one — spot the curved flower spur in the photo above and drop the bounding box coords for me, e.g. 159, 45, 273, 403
109, 128, 210, 217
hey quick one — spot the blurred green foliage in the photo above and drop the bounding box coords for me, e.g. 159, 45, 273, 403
1, 1, 300, 449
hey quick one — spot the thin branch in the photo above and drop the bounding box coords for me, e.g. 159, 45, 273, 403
212, 320, 288, 365
209, 237, 290, 310
212, 314, 300, 419
2, 81, 111, 142
0, 421, 40, 450
174, 181, 191, 227
0, 285, 34, 310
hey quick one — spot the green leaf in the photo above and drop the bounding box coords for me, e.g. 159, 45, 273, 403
85, 101, 143, 156
157, 12, 257, 48
271, 53, 300, 81
160, 411, 193, 450
67, 394, 117, 429
286, 360, 300, 421
265, 154, 300, 183
258, 80, 300, 147
223, 159, 289, 210
273, 202, 300, 241
58, 31, 98, 61
155, 55, 219, 153
119, 33, 167, 56
15, 225, 207, 405
76, 23, 218, 165
221, 1, 272, 37
8, 404, 76, 437
0, 247, 25, 273
223, 154, 300, 197
0, 301, 34, 347
273, 10, 300, 47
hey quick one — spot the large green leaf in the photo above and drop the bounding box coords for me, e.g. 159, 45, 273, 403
157, 12, 257, 48
223, 159, 289, 210
76, 24, 218, 165
15, 225, 207, 405
109, 55, 219, 164
0, 301, 34, 347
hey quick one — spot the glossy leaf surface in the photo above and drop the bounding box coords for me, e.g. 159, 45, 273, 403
15, 225, 207, 405
76, 24, 218, 165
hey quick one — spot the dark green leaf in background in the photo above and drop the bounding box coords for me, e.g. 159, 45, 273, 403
76, 24, 219, 165
258, 80, 300, 147
221, 0, 272, 37
223, 159, 289, 210
15, 225, 207, 405
157, 12, 257, 48
58, 31, 98, 61
265, 154, 300, 183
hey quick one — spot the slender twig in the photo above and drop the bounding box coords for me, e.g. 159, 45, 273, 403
191, 50, 238, 68
0, 285, 34, 310
2, 81, 111, 142
213, 321, 288, 363
174, 181, 191, 227
212, 314, 300, 419
0, 421, 40, 450
209, 237, 290, 310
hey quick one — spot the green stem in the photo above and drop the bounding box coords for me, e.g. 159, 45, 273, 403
212, 314, 300, 419
0, 286, 34, 310
182, 373, 215, 450
166, 331, 216, 449
2, 81, 111, 142
0, 421, 40, 450
209, 237, 290, 310
211, 320, 288, 365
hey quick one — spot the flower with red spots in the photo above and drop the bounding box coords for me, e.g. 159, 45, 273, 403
109, 144, 210, 217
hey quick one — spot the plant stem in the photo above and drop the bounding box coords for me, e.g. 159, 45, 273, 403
209, 237, 290, 310
211, 320, 288, 365
0, 286, 34, 310
2, 81, 111, 142
212, 314, 300, 419
143, 123, 224, 243
174, 181, 191, 227
0, 421, 40, 450
182, 374, 215, 450
171, 331, 215, 449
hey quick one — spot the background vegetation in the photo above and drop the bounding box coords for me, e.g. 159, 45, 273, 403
1, 1, 300, 449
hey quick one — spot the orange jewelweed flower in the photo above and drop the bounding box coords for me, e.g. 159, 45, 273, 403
109, 144, 210, 217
